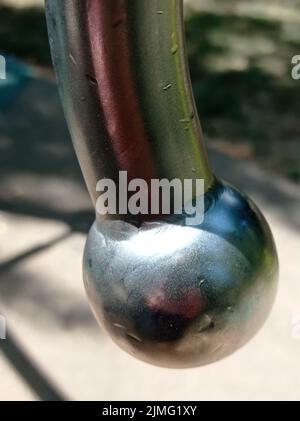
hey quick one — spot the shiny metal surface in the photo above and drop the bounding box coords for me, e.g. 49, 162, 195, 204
45, 0, 279, 368
45, 0, 213, 209
84, 180, 278, 368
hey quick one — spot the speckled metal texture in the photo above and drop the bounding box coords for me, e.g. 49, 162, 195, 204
84, 180, 278, 368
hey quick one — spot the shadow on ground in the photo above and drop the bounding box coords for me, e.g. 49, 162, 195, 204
185, 9, 300, 182
0, 4, 50, 66
1, 331, 67, 400
0, 71, 94, 233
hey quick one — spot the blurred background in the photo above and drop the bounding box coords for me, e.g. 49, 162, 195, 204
0, 0, 299, 401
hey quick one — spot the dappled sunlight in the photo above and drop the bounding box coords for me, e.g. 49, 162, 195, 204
185, 2, 300, 182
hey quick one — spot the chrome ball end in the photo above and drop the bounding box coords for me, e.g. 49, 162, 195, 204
83, 180, 278, 368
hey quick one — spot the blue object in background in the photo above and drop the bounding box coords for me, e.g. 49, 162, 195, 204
0, 53, 32, 114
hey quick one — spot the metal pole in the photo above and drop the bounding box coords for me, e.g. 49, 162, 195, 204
45, 0, 213, 211
46, 0, 278, 368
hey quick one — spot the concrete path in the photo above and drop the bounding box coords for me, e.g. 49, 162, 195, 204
0, 58, 299, 401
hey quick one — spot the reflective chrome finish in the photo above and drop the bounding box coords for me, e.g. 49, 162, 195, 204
84, 180, 278, 368
45, 0, 213, 209
46, 0, 278, 368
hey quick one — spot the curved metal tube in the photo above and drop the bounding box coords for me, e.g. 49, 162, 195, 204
45, 0, 278, 368
45, 0, 213, 212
